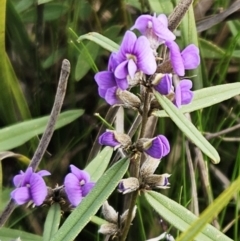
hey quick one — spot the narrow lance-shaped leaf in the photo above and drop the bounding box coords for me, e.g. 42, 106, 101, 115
50, 157, 130, 241
78, 32, 119, 52
43, 203, 61, 241
145, 191, 233, 241
154, 91, 220, 163
0, 109, 84, 151
85, 146, 113, 182
154, 83, 240, 118
176, 175, 240, 241
0, 227, 42, 241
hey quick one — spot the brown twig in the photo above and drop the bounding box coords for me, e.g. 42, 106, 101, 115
0, 59, 70, 227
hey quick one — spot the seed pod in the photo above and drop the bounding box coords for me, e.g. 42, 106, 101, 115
118, 177, 139, 194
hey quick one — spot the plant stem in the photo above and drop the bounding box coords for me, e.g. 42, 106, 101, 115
120, 88, 151, 241
0, 59, 70, 227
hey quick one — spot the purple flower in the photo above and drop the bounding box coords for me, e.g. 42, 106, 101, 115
154, 74, 173, 95
174, 79, 193, 108
95, 53, 127, 105
144, 135, 170, 159
95, 71, 120, 105
99, 131, 120, 147
114, 31, 157, 80
99, 130, 132, 149
165, 41, 200, 76
11, 167, 50, 206
131, 14, 175, 49
64, 165, 95, 207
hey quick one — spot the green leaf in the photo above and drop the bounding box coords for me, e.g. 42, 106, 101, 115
154, 83, 240, 118
145, 191, 233, 241
154, 91, 220, 163
43, 203, 61, 241
38, 0, 53, 4
180, 2, 202, 89
0, 227, 42, 241
176, 176, 240, 240
74, 41, 99, 81
78, 32, 119, 52
0, 151, 30, 164
50, 157, 129, 241
0, 109, 84, 151
148, 0, 173, 15
200, 38, 225, 59
85, 146, 113, 182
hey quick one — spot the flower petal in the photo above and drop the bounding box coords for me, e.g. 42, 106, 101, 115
144, 135, 170, 159
154, 74, 172, 95
105, 87, 121, 105
181, 44, 200, 69
174, 80, 193, 107
82, 182, 95, 197
37, 170, 51, 177
130, 15, 153, 35
174, 83, 182, 108
11, 187, 31, 205
152, 17, 175, 42
134, 36, 157, 75
98, 88, 107, 98
64, 173, 82, 207
95, 71, 116, 89
179, 79, 193, 105
157, 135, 170, 156
108, 52, 119, 72
30, 173, 47, 206
165, 41, 185, 76
70, 165, 90, 183
115, 78, 128, 90
13, 173, 25, 187
22, 167, 33, 186
118, 31, 137, 61
157, 14, 168, 27
99, 131, 120, 147
115, 60, 129, 79
128, 59, 137, 79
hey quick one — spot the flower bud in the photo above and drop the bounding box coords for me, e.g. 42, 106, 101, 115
151, 73, 165, 86
118, 177, 139, 194
99, 130, 131, 149
116, 89, 141, 110
140, 157, 160, 179
145, 174, 170, 189
98, 223, 118, 236
136, 135, 170, 159
102, 201, 118, 223
153, 74, 173, 95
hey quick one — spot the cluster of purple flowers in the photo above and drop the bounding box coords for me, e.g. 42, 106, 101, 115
94, 13, 200, 108
95, 13, 200, 159
11, 165, 95, 207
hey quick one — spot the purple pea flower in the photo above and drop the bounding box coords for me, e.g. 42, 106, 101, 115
131, 14, 175, 50
95, 53, 127, 105
99, 130, 132, 149
114, 31, 157, 80
165, 41, 200, 76
174, 79, 193, 108
99, 131, 120, 147
11, 167, 50, 206
64, 165, 95, 207
137, 135, 170, 159
154, 74, 173, 95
